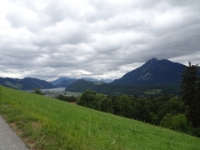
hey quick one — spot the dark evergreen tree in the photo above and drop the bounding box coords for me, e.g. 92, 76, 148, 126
195, 70, 200, 127
181, 62, 200, 127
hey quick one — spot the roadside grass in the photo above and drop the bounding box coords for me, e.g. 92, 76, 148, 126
0, 86, 200, 150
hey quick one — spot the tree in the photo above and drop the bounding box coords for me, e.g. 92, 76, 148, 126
181, 62, 200, 127
195, 70, 200, 127
116, 95, 132, 117
77, 90, 99, 109
160, 114, 187, 132
34, 88, 43, 95
0, 86, 1, 94
100, 97, 114, 113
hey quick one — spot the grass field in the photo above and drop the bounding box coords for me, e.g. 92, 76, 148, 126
0, 86, 199, 150
144, 89, 162, 95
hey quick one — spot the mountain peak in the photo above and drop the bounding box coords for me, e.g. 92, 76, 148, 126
112, 58, 185, 86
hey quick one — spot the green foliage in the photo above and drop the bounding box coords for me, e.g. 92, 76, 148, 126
100, 97, 114, 113
168, 97, 186, 115
144, 89, 162, 95
161, 114, 187, 132
116, 95, 132, 117
0, 86, 1, 94
181, 62, 200, 127
75, 89, 200, 136
56, 95, 77, 102
0, 86, 200, 150
34, 88, 43, 95
78, 89, 99, 109
66, 79, 181, 96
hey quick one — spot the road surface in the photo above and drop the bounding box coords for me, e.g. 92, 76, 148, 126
0, 116, 29, 150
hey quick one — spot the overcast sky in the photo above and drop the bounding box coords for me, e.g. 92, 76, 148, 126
0, 0, 200, 81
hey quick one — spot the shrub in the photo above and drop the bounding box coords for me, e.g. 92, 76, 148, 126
160, 114, 187, 132
34, 89, 43, 95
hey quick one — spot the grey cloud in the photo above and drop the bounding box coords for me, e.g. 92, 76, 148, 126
6, 1, 73, 32
6, 11, 25, 28
1, 0, 200, 80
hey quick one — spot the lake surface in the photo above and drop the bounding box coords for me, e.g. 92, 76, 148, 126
41, 88, 66, 92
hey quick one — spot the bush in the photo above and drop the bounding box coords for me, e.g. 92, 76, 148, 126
160, 114, 187, 132
187, 127, 200, 138
77, 90, 99, 109
100, 98, 114, 113
34, 89, 43, 95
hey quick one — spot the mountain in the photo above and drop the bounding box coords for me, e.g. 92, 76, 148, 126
50, 77, 77, 87
81, 77, 100, 82
81, 77, 113, 83
112, 58, 185, 86
66, 79, 181, 96
50, 77, 113, 88
0, 77, 55, 90
100, 78, 113, 83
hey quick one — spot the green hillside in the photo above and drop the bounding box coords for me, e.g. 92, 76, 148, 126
0, 86, 199, 150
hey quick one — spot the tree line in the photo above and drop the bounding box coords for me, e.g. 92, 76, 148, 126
76, 62, 200, 137
55, 62, 200, 137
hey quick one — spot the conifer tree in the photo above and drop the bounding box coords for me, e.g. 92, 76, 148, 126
195, 70, 200, 127
181, 62, 200, 127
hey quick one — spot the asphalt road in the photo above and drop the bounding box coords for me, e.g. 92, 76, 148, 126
0, 116, 29, 150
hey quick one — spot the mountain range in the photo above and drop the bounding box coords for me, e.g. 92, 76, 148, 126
0, 77, 55, 90
65, 58, 191, 95
50, 77, 113, 87
50, 77, 77, 87
1, 58, 198, 92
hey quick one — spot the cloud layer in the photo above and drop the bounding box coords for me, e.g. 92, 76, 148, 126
0, 0, 200, 80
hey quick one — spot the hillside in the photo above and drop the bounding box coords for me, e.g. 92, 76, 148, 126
50, 77, 77, 87
66, 79, 181, 96
0, 77, 55, 90
0, 86, 199, 150
112, 58, 185, 86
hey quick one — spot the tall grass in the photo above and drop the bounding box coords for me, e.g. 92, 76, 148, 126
0, 86, 199, 150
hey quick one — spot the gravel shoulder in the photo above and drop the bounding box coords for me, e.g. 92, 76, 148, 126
0, 116, 29, 150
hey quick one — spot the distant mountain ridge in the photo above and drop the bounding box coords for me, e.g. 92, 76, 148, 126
50, 77, 113, 87
112, 58, 185, 86
81, 77, 113, 83
0, 77, 55, 90
50, 77, 77, 87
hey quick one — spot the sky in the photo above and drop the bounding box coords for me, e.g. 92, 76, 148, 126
0, 0, 200, 81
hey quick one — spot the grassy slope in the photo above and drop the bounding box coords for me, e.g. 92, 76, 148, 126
0, 86, 199, 150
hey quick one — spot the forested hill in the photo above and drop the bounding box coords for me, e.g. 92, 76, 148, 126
112, 58, 185, 86
65, 79, 181, 96
0, 77, 55, 90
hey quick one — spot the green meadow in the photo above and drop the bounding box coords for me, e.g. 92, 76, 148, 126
144, 89, 162, 95
0, 86, 199, 150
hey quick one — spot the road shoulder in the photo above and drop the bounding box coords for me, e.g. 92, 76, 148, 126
0, 116, 29, 150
